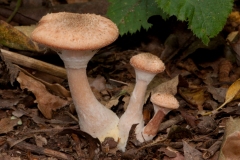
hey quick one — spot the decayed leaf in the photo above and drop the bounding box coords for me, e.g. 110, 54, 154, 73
179, 87, 207, 111
0, 117, 20, 134
0, 20, 43, 52
17, 71, 69, 119
207, 86, 227, 103
203, 78, 240, 115
152, 75, 180, 95
19, 67, 71, 98
34, 135, 47, 147
14, 25, 36, 38
183, 140, 203, 160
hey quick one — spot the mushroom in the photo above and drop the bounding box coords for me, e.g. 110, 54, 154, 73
136, 93, 179, 142
117, 53, 165, 151
31, 12, 120, 142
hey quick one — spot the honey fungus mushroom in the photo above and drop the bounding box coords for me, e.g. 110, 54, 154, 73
136, 93, 179, 142
31, 12, 120, 142
118, 53, 165, 151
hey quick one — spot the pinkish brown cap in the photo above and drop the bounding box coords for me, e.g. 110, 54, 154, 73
31, 12, 119, 51
150, 93, 179, 109
130, 53, 165, 73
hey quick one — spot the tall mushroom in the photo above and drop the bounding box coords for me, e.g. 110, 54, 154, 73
31, 12, 120, 142
117, 53, 165, 151
136, 93, 179, 142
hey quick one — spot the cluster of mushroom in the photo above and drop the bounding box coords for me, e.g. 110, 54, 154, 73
31, 12, 179, 152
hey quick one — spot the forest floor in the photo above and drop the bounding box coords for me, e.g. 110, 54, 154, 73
1, 0, 240, 160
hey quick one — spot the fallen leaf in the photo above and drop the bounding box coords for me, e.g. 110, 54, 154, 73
183, 140, 203, 160
179, 87, 207, 111
0, 20, 43, 52
34, 135, 47, 147
207, 86, 227, 103
0, 117, 20, 134
219, 117, 240, 160
203, 78, 240, 115
221, 131, 240, 160
152, 75, 180, 95
17, 71, 69, 119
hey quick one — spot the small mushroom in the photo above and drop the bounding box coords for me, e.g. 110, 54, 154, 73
117, 53, 165, 151
31, 12, 120, 142
136, 93, 179, 142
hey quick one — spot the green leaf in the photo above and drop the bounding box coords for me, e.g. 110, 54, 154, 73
107, 0, 167, 35
155, 0, 233, 45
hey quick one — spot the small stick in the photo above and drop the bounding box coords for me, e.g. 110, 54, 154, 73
26, 125, 79, 134
0, 49, 67, 78
14, 141, 74, 160
202, 137, 223, 159
6, 0, 22, 22
109, 78, 128, 85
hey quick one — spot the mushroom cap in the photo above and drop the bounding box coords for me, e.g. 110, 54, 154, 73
150, 93, 179, 109
31, 12, 119, 51
130, 53, 165, 74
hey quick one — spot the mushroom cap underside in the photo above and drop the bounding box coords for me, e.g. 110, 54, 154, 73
31, 12, 119, 51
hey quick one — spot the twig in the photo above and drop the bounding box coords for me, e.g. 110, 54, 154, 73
109, 78, 128, 85
6, 0, 22, 22
64, 111, 79, 122
202, 137, 223, 159
0, 49, 67, 78
14, 141, 74, 160
26, 125, 79, 134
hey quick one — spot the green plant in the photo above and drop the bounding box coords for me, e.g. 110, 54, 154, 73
107, 0, 234, 45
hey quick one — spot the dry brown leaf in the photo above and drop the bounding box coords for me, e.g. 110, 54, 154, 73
0, 117, 20, 134
34, 135, 47, 147
152, 75, 180, 95
17, 71, 69, 119
19, 67, 71, 98
207, 86, 227, 103
183, 140, 203, 160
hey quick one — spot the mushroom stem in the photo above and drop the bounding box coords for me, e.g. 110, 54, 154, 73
136, 108, 166, 142
59, 50, 119, 142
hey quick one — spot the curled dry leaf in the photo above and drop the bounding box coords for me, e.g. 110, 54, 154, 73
17, 71, 69, 119
19, 67, 71, 98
